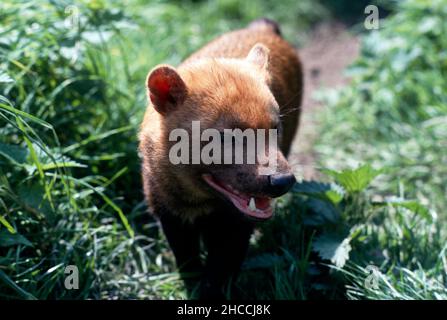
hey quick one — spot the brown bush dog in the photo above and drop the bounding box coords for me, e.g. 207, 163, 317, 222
139, 19, 302, 299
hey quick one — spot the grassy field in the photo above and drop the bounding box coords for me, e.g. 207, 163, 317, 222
313, 0, 447, 299
0, 0, 446, 299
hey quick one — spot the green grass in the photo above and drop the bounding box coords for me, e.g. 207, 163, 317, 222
0, 0, 446, 300
309, 0, 447, 299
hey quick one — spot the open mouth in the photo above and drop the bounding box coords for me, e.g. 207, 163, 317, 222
202, 174, 273, 221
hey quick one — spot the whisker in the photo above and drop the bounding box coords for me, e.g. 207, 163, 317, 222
279, 107, 301, 118
279, 106, 303, 118
281, 88, 304, 110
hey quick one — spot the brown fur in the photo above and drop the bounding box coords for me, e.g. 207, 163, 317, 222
139, 20, 303, 222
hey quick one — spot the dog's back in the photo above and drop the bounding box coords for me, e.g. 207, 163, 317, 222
182, 18, 303, 155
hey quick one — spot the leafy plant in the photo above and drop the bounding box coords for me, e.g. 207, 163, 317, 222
0, 0, 151, 299
1, 0, 444, 300
312, 0, 447, 299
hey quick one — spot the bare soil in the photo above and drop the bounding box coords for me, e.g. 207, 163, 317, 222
289, 22, 360, 180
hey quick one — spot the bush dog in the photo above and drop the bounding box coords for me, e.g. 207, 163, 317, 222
139, 18, 302, 299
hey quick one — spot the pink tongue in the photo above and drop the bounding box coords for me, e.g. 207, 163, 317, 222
255, 197, 270, 210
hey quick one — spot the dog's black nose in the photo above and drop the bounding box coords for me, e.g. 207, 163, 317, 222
268, 173, 296, 197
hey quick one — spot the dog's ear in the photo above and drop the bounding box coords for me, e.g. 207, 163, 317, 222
246, 43, 270, 71
146, 65, 187, 115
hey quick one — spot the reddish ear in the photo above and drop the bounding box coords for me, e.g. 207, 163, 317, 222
146, 65, 187, 115
246, 43, 269, 71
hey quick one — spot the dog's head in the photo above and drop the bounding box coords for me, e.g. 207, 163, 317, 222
143, 44, 295, 220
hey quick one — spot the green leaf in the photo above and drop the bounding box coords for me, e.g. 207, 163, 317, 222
41, 161, 87, 171
374, 198, 431, 220
17, 118, 54, 208
325, 184, 344, 204
0, 269, 36, 300
0, 142, 28, 164
293, 180, 331, 194
18, 183, 51, 216
0, 101, 53, 130
293, 180, 344, 204
312, 233, 352, 268
302, 198, 340, 226
51, 174, 135, 238
0, 229, 32, 247
0, 72, 14, 84
0, 216, 16, 234
323, 164, 383, 193
396, 201, 430, 218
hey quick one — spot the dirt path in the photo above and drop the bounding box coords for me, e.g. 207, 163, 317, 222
289, 22, 360, 180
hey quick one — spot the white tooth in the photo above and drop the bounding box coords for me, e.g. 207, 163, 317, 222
249, 197, 256, 211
